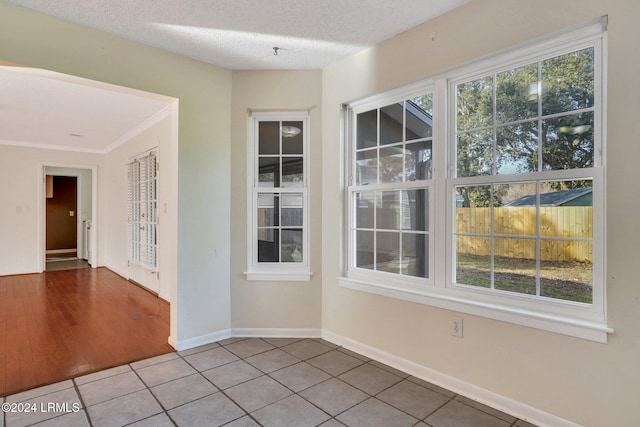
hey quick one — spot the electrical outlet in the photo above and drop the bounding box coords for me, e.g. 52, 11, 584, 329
451, 316, 463, 338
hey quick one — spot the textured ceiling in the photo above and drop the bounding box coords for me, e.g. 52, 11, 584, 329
4, 0, 470, 70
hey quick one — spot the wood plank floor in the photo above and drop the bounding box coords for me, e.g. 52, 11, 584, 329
0, 267, 173, 397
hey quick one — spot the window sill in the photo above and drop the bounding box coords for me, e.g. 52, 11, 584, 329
338, 276, 613, 343
245, 271, 313, 282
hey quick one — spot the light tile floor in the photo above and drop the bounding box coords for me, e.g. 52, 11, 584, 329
1, 338, 538, 427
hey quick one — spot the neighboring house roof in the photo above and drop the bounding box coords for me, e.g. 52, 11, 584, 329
505, 188, 593, 207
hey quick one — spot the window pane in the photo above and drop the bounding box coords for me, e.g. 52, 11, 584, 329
406, 95, 433, 141
377, 191, 401, 230
257, 193, 278, 227
457, 76, 493, 132
356, 149, 377, 185
258, 229, 279, 262
259, 121, 280, 155
281, 229, 303, 262
376, 231, 400, 273
281, 193, 303, 226
356, 230, 374, 270
282, 121, 303, 154
542, 112, 594, 170
357, 109, 377, 149
542, 48, 594, 116
402, 233, 428, 278
380, 146, 403, 183
540, 240, 592, 303
494, 183, 536, 236
406, 141, 432, 180
496, 63, 538, 123
404, 189, 428, 232
355, 192, 375, 229
496, 121, 538, 174
281, 157, 303, 187
258, 157, 279, 187
457, 130, 493, 177
493, 238, 537, 295
456, 236, 491, 288
455, 185, 491, 234
380, 103, 403, 145
540, 180, 592, 238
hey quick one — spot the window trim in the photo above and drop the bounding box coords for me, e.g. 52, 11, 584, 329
340, 18, 611, 342
245, 111, 312, 281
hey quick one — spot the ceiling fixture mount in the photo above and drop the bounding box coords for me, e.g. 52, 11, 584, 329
281, 125, 301, 138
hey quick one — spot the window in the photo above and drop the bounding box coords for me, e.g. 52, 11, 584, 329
246, 112, 311, 281
341, 20, 610, 342
127, 150, 158, 271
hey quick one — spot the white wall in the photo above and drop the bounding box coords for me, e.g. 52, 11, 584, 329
321, 1, 640, 426
230, 70, 323, 330
0, 145, 102, 275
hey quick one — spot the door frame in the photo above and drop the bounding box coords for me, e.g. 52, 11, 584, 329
38, 163, 98, 272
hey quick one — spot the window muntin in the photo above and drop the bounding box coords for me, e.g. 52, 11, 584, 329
349, 92, 433, 283
247, 113, 310, 280
127, 150, 158, 271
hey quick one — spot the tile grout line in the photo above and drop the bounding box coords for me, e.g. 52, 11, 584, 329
126, 361, 179, 427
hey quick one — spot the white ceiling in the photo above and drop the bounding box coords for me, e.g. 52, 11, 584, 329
0, 0, 469, 152
4, 0, 470, 70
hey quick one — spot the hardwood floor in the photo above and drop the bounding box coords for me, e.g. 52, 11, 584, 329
0, 267, 173, 396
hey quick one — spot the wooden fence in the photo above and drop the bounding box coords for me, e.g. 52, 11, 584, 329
456, 206, 592, 262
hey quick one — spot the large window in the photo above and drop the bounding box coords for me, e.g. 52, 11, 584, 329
246, 112, 311, 281
342, 20, 609, 341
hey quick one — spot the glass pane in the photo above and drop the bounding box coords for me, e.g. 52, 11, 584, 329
457, 130, 493, 177
542, 47, 594, 116
355, 191, 375, 229
380, 146, 404, 183
403, 189, 428, 232
376, 231, 400, 273
377, 191, 401, 230
457, 76, 493, 132
281, 193, 303, 226
455, 185, 491, 234
281, 157, 303, 187
406, 94, 433, 141
380, 103, 403, 145
258, 157, 279, 187
357, 109, 377, 149
259, 121, 280, 155
356, 149, 377, 185
540, 240, 592, 303
405, 140, 432, 180
356, 230, 374, 270
258, 228, 279, 262
257, 193, 278, 227
496, 121, 538, 174
542, 112, 594, 170
455, 236, 490, 288
496, 63, 538, 123
402, 233, 428, 278
282, 121, 303, 154
493, 238, 536, 295
493, 183, 536, 236
281, 229, 303, 262
540, 180, 592, 238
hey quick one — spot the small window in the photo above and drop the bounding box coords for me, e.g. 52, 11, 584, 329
246, 112, 311, 281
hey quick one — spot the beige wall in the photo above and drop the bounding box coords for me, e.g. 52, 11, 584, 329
0, 2, 232, 346
230, 70, 323, 329
321, 1, 639, 426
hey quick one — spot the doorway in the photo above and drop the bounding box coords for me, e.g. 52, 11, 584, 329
41, 165, 97, 272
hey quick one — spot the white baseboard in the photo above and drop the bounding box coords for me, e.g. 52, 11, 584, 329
231, 327, 322, 338
169, 329, 232, 351
321, 330, 582, 427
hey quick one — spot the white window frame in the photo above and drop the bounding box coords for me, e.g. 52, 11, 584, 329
245, 111, 312, 281
339, 18, 612, 342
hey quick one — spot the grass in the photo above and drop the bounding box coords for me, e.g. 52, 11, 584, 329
456, 254, 593, 303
